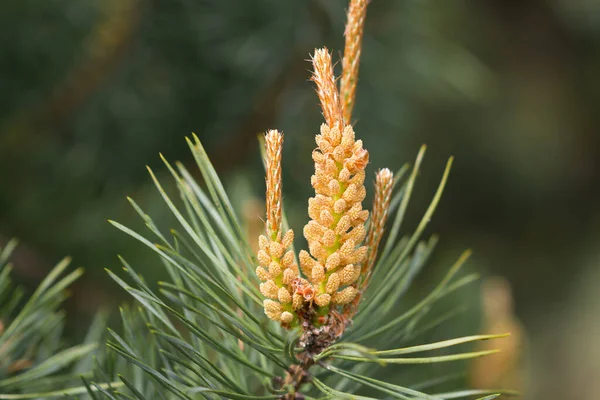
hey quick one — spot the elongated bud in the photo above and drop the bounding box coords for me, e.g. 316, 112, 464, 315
341, 168, 394, 320
333, 286, 359, 305
341, 0, 368, 123
315, 294, 331, 307
311, 48, 343, 127
264, 300, 283, 321
265, 130, 283, 239
326, 273, 340, 294
280, 312, 294, 324
362, 168, 394, 283
278, 287, 292, 304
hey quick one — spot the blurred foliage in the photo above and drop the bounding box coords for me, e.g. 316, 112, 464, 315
1, 0, 600, 398
0, 240, 101, 397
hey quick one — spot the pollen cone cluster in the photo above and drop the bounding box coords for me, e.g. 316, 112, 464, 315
256, 0, 392, 331
299, 123, 369, 308
256, 130, 305, 325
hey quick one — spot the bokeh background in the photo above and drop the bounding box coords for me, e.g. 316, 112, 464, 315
1, 0, 600, 398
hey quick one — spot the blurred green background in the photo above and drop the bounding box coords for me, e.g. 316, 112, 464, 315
1, 0, 600, 398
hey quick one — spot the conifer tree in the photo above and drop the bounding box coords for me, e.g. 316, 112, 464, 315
0, 1, 516, 399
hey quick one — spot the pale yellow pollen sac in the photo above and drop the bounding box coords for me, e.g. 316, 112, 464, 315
309, 241, 328, 261
256, 266, 270, 281
269, 242, 284, 259
311, 264, 325, 283
328, 179, 340, 196
268, 261, 281, 277
357, 209, 369, 223
280, 311, 294, 324
257, 250, 271, 267
315, 194, 333, 208
306, 235, 327, 253
350, 169, 366, 186
319, 210, 335, 227
304, 221, 324, 242
263, 299, 283, 321
325, 159, 337, 176
332, 146, 346, 162
342, 184, 358, 202
326, 273, 341, 294
343, 124, 355, 139
356, 186, 367, 202
346, 202, 363, 220
312, 180, 324, 195
340, 144, 353, 158
308, 199, 320, 220
339, 264, 360, 285
356, 227, 368, 243
345, 224, 366, 243
349, 184, 367, 203
282, 268, 298, 285
278, 287, 292, 304
344, 160, 358, 176
317, 136, 334, 153
292, 293, 304, 310
333, 199, 347, 214
332, 286, 359, 305
347, 245, 368, 264
320, 128, 332, 142
331, 125, 342, 144
353, 139, 364, 152
299, 250, 316, 275
312, 151, 325, 164
315, 293, 332, 307
322, 229, 337, 248
282, 230, 294, 248
319, 123, 330, 137
339, 168, 351, 182
260, 280, 279, 299
339, 238, 356, 257
325, 252, 341, 271
310, 175, 318, 190
281, 251, 294, 268
335, 215, 352, 235
258, 235, 269, 251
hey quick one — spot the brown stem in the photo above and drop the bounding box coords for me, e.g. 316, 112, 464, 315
274, 308, 347, 398
280, 353, 314, 399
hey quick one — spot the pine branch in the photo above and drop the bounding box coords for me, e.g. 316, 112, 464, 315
62, 1, 517, 399
0, 240, 102, 398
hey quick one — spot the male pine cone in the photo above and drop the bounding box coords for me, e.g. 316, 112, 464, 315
299, 123, 369, 308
